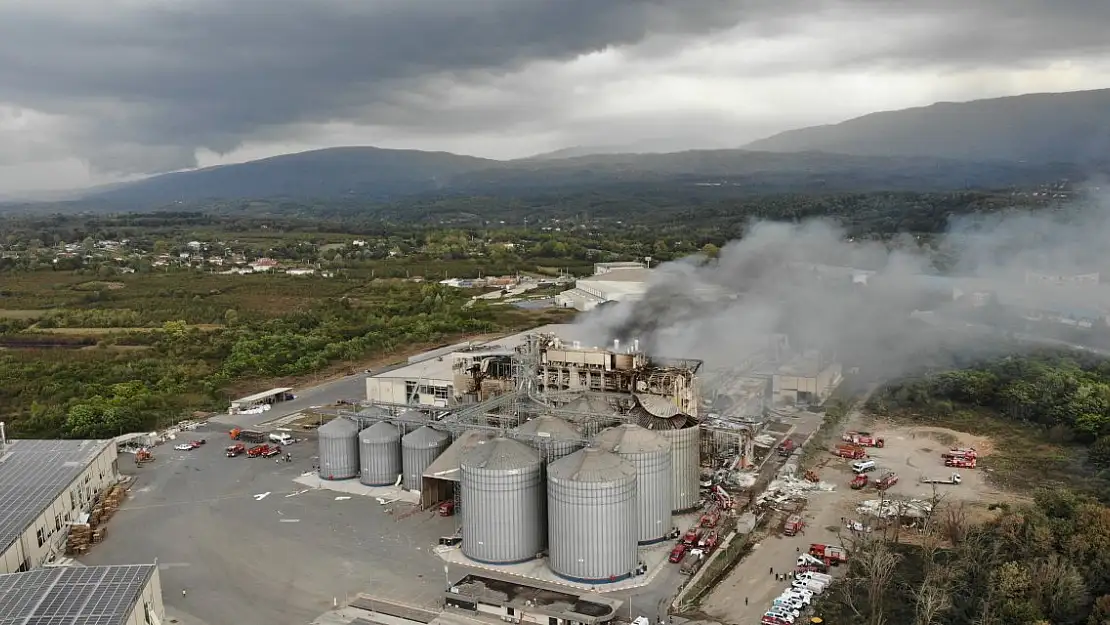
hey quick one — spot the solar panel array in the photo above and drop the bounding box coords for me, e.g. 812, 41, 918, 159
0, 440, 112, 557
0, 564, 154, 625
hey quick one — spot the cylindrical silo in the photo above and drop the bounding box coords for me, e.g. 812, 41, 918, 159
594, 424, 673, 544
318, 417, 360, 480
460, 438, 545, 564
547, 447, 638, 583
513, 415, 583, 463
359, 421, 402, 486
401, 426, 451, 491
656, 425, 701, 512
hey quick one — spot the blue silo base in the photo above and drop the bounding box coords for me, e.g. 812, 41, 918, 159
464, 553, 542, 566
552, 570, 634, 584
318, 474, 356, 481
359, 481, 399, 487
638, 536, 669, 546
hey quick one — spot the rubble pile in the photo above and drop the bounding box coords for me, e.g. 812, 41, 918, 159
856, 498, 933, 519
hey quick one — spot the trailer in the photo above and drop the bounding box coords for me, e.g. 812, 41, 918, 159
920, 472, 962, 485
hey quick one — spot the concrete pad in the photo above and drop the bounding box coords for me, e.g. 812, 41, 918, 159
295, 473, 421, 505
434, 541, 674, 594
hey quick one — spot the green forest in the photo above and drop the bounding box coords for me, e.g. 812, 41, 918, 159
820, 488, 1110, 625
0, 276, 568, 439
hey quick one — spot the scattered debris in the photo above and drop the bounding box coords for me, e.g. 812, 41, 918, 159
335, 496, 351, 501
253, 492, 271, 501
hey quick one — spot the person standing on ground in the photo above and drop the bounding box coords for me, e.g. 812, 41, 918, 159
182, 589, 187, 597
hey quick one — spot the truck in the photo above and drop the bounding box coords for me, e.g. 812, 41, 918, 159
682, 527, 703, 546
943, 447, 978, 460
247, 444, 271, 458
843, 431, 885, 447
225, 443, 246, 457
791, 578, 827, 594
669, 542, 688, 563
699, 531, 719, 552
875, 471, 899, 490
850, 474, 869, 489
269, 432, 296, 446
798, 571, 832, 584
833, 443, 867, 459
680, 550, 704, 574
945, 456, 977, 469
438, 501, 456, 517
777, 438, 796, 456
921, 472, 962, 485
699, 506, 720, 528
809, 543, 849, 566
783, 515, 805, 536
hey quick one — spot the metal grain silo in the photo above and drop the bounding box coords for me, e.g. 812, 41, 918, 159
634, 397, 702, 513
318, 417, 360, 480
460, 438, 545, 564
359, 421, 402, 486
655, 425, 700, 512
396, 409, 425, 434
401, 426, 450, 491
513, 415, 583, 463
547, 447, 638, 583
594, 424, 673, 544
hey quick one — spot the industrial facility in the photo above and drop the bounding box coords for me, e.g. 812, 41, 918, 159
0, 563, 164, 625
0, 436, 119, 575
314, 325, 835, 589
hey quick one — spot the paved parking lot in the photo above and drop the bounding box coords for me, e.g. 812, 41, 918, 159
82, 423, 455, 625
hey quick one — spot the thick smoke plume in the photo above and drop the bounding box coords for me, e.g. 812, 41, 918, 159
575, 196, 1110, 381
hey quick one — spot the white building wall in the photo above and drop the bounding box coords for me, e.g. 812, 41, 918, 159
366, 377, 454, 408
0, 444, 119, 574
122, 567, 165, 625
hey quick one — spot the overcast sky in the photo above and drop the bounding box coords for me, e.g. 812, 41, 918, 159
0, 0, 1107, 195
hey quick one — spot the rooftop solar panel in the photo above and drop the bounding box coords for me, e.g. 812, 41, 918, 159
0, 564, 154, 625
0, 440, 113, 559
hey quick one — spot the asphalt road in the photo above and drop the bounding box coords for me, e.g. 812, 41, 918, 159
224, 359, 418, 429
82, 423, 455, 625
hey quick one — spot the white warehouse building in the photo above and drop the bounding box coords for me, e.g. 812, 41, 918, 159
556, 267, 652, 312
0, 438, 119, 574
0, 563, 165, 625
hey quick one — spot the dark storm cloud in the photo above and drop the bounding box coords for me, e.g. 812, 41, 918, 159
0, 0, 1105, 175
0, 0, 767, 173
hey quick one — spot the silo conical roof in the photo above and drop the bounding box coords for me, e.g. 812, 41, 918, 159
403, 425, 449, 448
515, 415, 580, 439
548, 447, 636, 482
594, 423, 670, 455
461, 437, 540, 471
320, 417, 359, 436
361, 420, 401, 442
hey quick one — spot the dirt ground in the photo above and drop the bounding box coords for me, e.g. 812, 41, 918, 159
700, 414, 1017, 624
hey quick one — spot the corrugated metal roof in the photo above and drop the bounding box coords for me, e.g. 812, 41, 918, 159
360, 420, 401, 443
403, 425, 450, 447
461, 437, 539, 471
594, 424, 670, 455
548, 447, 636, 482
515, 415, 580, 439
320, 417, 359, 436
0, 439, 112, 557
0, 564, 155, 625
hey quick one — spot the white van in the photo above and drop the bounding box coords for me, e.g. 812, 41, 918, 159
851, 460, 876, 474
269, 432, 294, 446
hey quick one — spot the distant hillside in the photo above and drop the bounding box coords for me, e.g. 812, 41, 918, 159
87, 147, 499, 205
78, 145, 1084, 209
745, 88, 1110, 164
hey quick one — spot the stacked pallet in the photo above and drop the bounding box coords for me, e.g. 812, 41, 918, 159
92, 527, 107, 543
66, 524, 91, 555
97, 485, 127, 526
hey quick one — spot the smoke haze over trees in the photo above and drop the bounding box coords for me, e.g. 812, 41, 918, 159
575, 195, 1110, 378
